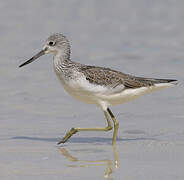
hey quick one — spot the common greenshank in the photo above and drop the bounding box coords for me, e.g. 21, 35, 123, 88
19, 33, 177, 145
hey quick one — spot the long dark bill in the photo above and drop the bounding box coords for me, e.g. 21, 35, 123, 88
19, 49, 46, 68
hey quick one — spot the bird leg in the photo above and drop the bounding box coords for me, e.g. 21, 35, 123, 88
57, 111, 113, 144
107, 108, 119, 145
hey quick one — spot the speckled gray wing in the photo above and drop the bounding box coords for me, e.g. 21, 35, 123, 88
80, 66, 177, 89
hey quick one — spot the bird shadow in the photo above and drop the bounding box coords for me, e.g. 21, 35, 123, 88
11, 136, 155, 144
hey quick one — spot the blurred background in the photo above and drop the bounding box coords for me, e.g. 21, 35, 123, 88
1, 0, 183, 124
0, 0, 184, 179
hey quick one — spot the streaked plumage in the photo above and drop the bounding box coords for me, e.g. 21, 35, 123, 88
19, 33, 178, 145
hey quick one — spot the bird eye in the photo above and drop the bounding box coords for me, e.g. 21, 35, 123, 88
49, 41, 55, 46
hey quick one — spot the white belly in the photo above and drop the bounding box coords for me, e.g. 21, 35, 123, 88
55, 71, 174, 110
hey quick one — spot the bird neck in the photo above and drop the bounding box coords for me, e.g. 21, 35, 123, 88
53, 48, 74, 69
54, 48, 71, 63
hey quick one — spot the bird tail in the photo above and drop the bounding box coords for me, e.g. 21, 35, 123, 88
153, 78, 178, 85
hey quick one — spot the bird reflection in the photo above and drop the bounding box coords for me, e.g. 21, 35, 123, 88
58, 144, 119, 180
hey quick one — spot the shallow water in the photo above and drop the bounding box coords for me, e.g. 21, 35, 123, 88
0, 0, 184, 179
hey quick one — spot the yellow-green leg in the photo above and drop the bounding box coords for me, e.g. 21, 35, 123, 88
57, 111, 113, 144
107, 108, 119, 145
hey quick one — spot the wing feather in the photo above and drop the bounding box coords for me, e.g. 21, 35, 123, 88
79, 65, 177, 89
